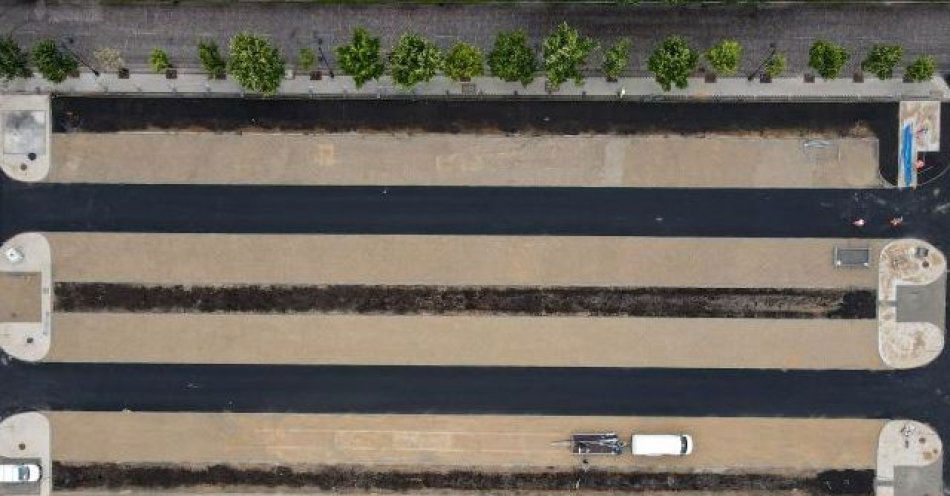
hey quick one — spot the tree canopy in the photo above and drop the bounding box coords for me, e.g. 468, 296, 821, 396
487, 31, 537, 86
198, 40, 226, 78
0, 37, 32, 81
32, 39, 78, 83
443, 41, 484, 82
335, 27, 385, 88
705, 39, 742, 76
388, 33, 442, 89
905, 55, 935, 82
647, 35, 698, 91
808, 40, 849, 79
227, 33, 285, 95
602, 38, 631, 80
541, 21, 597, 89
861, 44, 902, 80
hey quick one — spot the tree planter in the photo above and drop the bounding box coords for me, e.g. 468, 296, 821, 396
68, 69, 80, 79
759, 74, 772, 83
606, 76, 618, 83
310, 70, 322, 81
704, 72, 717, 83
903, 74, 914, 83
804, 73, 815, 83
853, 71, 864, 83
165, 68, 177, 79
117, 68, 130, 79
213, 72, 226, 80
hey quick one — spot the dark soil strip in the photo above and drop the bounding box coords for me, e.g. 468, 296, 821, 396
49, 98, 899, 183
54, 283, 876, 319
51, 463, 873, 495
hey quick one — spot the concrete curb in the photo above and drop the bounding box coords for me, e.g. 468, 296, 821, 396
0, 412, 51, 496
0, 233, 52, 362
3, 72, 948, 102
877, 239, 946, 369
876, 420, 942, 496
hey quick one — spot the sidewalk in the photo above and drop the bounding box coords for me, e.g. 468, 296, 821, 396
4, 71, 948, 101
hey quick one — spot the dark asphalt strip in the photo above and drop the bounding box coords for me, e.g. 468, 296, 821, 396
0, 361, 929, 420
0, 183, 938, 243
51, 462, 874, 495
52, 283, 877, 319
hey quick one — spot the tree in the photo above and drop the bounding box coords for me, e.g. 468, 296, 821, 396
32, 39, 78, 83
861, 44, 902, 80
94, 47, 124, 72
808, 40, 849, 79
198, 40, 226, 78
298, 47, 316, 72
764, 53, 786, 78
905, 55, 936, 82
443, 42, 483, 82
388, 33, 442, 89
149, 48, 171, 73
705, 39, 742, 76
487, 30, 537, 86
647, 35, 698, 91
0, 37, 31, 81
602, 38, 631, 80
542, 21, 597, 90
227, 33, 285, 95
335, 27, 385, 89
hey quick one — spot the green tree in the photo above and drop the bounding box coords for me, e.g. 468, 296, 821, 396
335, 27, 385, 89
861, 44, 902, 80
705, 39, 742, 76
32, 39, 78, 83
0, 37, 32, 81
149, 48, 171, 73
388, 33, 442, 89
298, 47, 316, 71
227, 33, 285, 95
764, 53, 786, 78
487, 31, 537, 86
542, 21, 597, 90
905, 55, 936, 82
443, 42, 483, 82
647, 35, 698, 91
808, 40, 849, 79
602, 38, 631, 80
198, 40, 226, 78
94, 47, 125, 72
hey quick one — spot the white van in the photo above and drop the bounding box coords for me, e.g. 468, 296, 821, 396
0, 463, 40, 483
630, 434, 693, 456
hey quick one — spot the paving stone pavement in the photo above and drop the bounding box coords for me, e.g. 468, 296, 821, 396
3, 2, 950, 77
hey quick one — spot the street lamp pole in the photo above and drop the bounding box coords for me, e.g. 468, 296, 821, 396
60, 38, 99, 77
747, 42, 776, 82
316, 38, 335, 79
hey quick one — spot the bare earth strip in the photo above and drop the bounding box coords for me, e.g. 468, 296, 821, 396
47, 234, 882, 289
0, 273, 40, 322
49, 133, 880, 188
46, 413, 882, 473
46, 313, 884, 369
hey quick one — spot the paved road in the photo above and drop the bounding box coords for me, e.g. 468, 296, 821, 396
0, 97, 949, 484
3, 2, 950, 75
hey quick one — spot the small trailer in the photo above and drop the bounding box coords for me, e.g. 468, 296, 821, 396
566, 433, 625, 456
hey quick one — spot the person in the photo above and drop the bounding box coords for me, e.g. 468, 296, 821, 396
889, 216, 904, 227
852, 218, 866, 227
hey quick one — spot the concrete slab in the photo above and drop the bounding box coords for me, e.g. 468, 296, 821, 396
46, 234, 883, 290
47, 133, 882, 189
0, 233, 51, 362
877, 239, 947, 369
0, 95, 50, 182
875, 421, 943, 496
46, 412, 882, 474
0, 413, 50, 496
45, 313, 884, 369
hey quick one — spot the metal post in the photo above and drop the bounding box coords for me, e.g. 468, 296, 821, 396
60, 38, 99, 77
316, 38, 335, 79
747, 43, 776, 82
